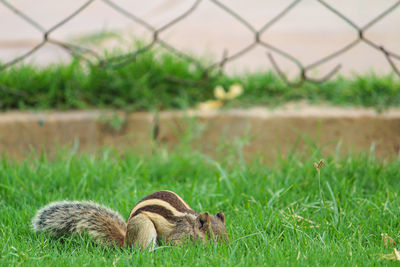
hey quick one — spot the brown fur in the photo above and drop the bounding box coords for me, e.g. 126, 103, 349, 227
32, 201, 127, 247
100, 213, 126, 246
33, 190, 228, 250
125, 213, 158, 249
127, 191, 228, 246
138, 190, 195, 213
132, 205, 177, 220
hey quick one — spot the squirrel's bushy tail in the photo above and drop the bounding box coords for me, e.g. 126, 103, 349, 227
32, 201, 127, 246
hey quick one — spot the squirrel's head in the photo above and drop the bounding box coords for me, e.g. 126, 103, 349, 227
194, 211, 228, 243
167, 211, 228, 246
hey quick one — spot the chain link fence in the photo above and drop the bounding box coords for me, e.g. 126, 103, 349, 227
1, 0, 400, 87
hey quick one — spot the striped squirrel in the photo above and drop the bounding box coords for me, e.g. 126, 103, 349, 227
32, 190, 228, 250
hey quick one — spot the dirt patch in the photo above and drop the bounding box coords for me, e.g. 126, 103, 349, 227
0, 106, 399, 161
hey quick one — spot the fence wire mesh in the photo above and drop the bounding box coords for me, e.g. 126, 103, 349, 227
1, 0, 400, 87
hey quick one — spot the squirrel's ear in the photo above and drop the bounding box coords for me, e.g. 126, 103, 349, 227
198, 212, 210, 228
216, 211, 225, 223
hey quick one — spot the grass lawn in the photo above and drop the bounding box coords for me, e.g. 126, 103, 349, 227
1, 144, 400, 266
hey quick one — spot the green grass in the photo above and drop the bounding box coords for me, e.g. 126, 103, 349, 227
1, 143, 400, 266
1, 46, 400, 111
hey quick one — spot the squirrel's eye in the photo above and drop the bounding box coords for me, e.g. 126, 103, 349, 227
199, 218, 206, 228
198, 212, 210, 229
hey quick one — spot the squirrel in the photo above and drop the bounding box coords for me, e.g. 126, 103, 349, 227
32, 190, 228, 250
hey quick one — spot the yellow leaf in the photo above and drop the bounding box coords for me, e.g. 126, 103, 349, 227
214, 85, 227, 100
197, 100, 223, 110
226, 83, 243, 99
396, 248, 400, 261
380, 248, 400, 261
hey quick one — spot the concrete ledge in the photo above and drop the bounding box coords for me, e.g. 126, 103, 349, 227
0, 111, 154, 159
1, 107, 399, 160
